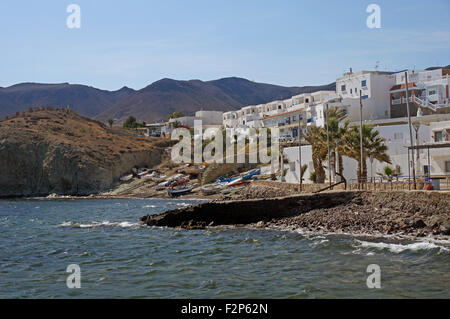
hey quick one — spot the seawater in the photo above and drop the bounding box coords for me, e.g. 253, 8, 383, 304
0, 198, 449, 298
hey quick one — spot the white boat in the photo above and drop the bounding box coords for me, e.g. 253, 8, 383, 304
200, 183, 224, 195
120, 174, 133, 182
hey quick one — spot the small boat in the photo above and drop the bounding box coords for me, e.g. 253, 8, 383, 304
227, 178, 252, 187
169, 177, 190, 188
168, 184, 194, 197
120, 174, 133, 182
242, 168, 261, 180
218, 176, 239, 184
155, 181, 168, 191
200, 183, 224, 195
137, 169, 151, 177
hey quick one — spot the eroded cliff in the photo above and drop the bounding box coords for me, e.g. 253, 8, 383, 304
0, 109, 162, 197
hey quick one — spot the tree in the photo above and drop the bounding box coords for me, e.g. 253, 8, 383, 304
326, 106, 349, 179
107, 118, 114, 128
168, 111, 185, 119
302, 126, 327, 183
377, 165, 400, 182
122, 116, 145, 129
342, 124, 391, 182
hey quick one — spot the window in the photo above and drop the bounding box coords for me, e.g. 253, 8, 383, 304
424, 165, 430, 174
446, 161, 450, 173
428, 90, 436, 96
305, 98, 309, 103
361, 80, 367, 87
362, 95, 369, 100
434, 131, 443, 142
341, 85, 346, 92
350, 89, 352, 94
394, 132, 403, 140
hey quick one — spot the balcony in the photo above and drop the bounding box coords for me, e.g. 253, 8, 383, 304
392, 97, 414, 105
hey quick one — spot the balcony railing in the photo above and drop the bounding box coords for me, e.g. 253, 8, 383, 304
392, 97, 414, 105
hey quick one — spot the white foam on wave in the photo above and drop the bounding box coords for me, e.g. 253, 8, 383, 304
355, 239, 449, 254
59, 221, 139, 228
142, 205, 156, 208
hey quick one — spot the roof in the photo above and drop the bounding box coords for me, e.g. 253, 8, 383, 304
260, 108, 305, 121
408, 142, 450, 150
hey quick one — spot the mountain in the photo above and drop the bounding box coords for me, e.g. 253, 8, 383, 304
95, 77, 336, 123
0, 83, 135, 118
0, 77, 335, 123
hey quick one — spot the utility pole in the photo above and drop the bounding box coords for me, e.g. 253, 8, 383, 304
405, 72, 416, 190
298, 118, 302, 192
359, 90, 364, 190
325, 103, 331, 187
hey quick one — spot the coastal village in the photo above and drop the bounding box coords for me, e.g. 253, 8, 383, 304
125, 66, 450, 196
1, 66, 449, 237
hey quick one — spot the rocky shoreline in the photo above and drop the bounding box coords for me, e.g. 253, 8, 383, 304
141, 191, 450, 237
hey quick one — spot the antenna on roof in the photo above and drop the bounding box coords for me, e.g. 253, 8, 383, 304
375, 61, 380, 72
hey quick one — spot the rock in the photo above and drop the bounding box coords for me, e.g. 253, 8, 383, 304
256, 221, 265, 228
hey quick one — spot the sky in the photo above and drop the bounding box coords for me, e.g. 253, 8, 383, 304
0, 0, 449, 91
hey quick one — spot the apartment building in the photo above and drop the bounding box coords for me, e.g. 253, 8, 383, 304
389, 68, 450, 118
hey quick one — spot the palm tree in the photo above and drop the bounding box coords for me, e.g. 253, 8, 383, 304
302, 126, 327, 183
377, 165, 400, 182
326, 107, 349, 179
342, 124, 391, 182
107, 118, 114, 128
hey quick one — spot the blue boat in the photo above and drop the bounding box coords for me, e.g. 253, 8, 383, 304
242, 168, 261, 180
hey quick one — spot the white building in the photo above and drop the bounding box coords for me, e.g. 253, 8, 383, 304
389, 68, 450, 118
336, 70, 396, 121
282, 114, 450, 185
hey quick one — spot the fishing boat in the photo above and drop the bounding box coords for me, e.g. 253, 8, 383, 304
227, 178, 252, 187
200, 183, 224, 195
242, 168, 261, 180
120, 174, 133, 182
168, 184, 194, 197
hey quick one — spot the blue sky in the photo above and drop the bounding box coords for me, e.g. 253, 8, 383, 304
0, 0, 449, 90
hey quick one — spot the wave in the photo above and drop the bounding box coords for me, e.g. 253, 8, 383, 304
59, 221, 140, 229
355, 239, 449, 254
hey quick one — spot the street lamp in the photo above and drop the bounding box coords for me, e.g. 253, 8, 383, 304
404, 71, 416, 189
325, 103, 332, 187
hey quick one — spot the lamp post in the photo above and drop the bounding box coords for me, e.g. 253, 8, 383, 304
404, 72, 416, 190
298, 118, 302, 192
325, 103, 332, 187
359, 90, 364, 189
413, 121, 421, 178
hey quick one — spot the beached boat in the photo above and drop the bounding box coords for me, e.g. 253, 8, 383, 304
120, 174, 133, 182
168, 184, 193, 197
200, 183, 224, 195
227, 178, 252, 187
242, 168, 261, 180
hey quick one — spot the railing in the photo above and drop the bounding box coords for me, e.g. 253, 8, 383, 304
347, 175, 450, 191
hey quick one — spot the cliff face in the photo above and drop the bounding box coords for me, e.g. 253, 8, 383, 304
0, 109, 162, 197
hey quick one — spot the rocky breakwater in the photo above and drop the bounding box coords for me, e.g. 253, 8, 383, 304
141, 190, 450, 237
268, 191, 450, 237
140, 192, 358, 229
0, 109, 162, 197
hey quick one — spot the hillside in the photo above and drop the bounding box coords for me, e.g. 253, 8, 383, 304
0, 108, 162, 197
95, 77, 336, 123
0, 83, 135, 119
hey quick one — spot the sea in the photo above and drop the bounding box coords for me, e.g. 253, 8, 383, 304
0, 198, 449, 298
